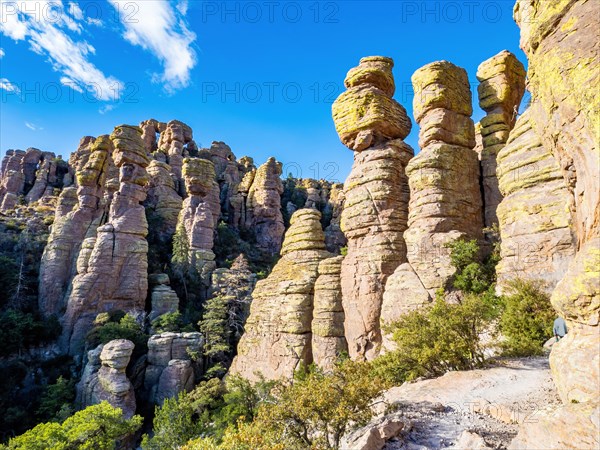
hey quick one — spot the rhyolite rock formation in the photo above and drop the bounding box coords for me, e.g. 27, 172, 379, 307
77, 339, 136, 418
245, 157, 285, 255
61, 125, 150, 355
39, 136, 111, 317
230, 208, 331, 380
404, 61, 483, 296
311, 256, 347, 371
333, 56, 413, 361
149, 274, 179, 322
496, 109, 576, 292
175, 157, 221, 297
145, 160, 183, 242
144, 332, 202, 405
476, 50, 526, 228
507, 1, 600, 448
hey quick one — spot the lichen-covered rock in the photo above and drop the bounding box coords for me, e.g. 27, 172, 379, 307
335, 56, 414, 361
61, 125, 150, 356
324, 182, 347, 253
333, 56, 411, 151
496, 109, 576, 292
231, 209, 331, 380
144, 332, 202, 405
77, 339, 136, 418
145, 160, 182, 241
508, 1, 600, 447
403, 61, 482, 296
175, 158, 221, 297
245, 157, 285, 255
311, 256, 347, 371
39, 136, 110, 318
476, 50, 526, 227
157, 120, 195, 191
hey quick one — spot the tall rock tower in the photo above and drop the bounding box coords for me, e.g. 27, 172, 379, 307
332, 56, 413, 360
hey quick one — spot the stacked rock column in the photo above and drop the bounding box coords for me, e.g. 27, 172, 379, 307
332, 56, 413, 360
175, 158, 221, 298
61, 125, 150, 356
403, 61, 483, 297
476, 50, 526, 228
230, 209, 331, 381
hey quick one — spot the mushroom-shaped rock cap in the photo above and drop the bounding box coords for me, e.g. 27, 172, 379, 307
281, 208, 327, 255
100, 339, 135, 370
344, 56, 396, 97
411, 61, 472, 123
110, 125, 150, 168
476, 50, 526, 113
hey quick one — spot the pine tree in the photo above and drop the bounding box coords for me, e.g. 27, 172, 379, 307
198, 296, 231, 377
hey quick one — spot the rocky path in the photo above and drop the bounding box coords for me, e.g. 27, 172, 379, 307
380, 357, 561, 450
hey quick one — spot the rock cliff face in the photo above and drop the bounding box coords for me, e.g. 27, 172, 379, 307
230, 209, 331, 380
77, 339, 136, 418
39, 137, 111, 317
476, 50, 526, 228
508, 0, 600, 447
404, 61, 482, 297
311, 256, 347, 371
61, 125, 150, 356
333, 56, 413, 361
245, 157, 285, 255
496, 109, 576, 292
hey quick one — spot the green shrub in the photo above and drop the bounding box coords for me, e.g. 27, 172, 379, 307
36, 376, 76, 422
151, 311, 185, 333
4, 401, 142, 450
86, 313, 148, 358
340, 246, 348, 257
0, 310, 61, 356
376, 293, 495, 383
445, 239, 498, 294
500, 279, 555, 356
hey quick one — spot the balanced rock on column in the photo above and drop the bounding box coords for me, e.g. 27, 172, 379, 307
333, 56, 413, 360
403, 61, 483, 296
230, 209, 331, 381
476, 50, 526, 227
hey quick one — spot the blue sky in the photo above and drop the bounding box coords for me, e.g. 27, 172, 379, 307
1, 0, 527, 181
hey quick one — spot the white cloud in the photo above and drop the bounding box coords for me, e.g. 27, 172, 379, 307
25, 121, 43, 131
109, 0, 197, 92
0, 0, 121, 100
0, 77, 20, 93
0, 48, 4, 58
99, 104, 115, 114
60, 76, 83, 93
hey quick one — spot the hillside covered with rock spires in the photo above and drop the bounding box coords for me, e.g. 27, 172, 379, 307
0, 0, 598, 449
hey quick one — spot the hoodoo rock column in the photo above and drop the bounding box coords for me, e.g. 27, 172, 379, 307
332, 56, 413, 360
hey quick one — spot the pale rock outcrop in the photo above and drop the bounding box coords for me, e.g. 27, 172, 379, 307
25, 151, 66, 204
496, 109, 576, 292
339, 413, 410, 450
61, 125, 150, 355
145, 160, 182, 240
509, 1, 600, 447
140, 118, 160, 153
0, 149, 26, 210
404, 61, 483, 296
476, 50, 526, 228
77, 339, 136, 418
157, 120, 196, 192
311, 256, 347, 371
149, 274, 179, 322
39, 136, 110, 317
245, 157, 285, 255
144, 332, 202, 405
333, 56, 413, 360
231, 209, 331, 381
175, 158, 221, 296
229, 159, 256, 229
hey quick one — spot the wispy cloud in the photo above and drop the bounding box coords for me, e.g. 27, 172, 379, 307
109, 0, 197, 93
25, 121, 43, 131
99, 104, 115, 114
0, 0, 122, 100
0, 78, 19, 93
0, 48, 5, 58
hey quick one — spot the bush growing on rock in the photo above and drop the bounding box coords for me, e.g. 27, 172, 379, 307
499, 279, 555, 356
86, 313, 148, 359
